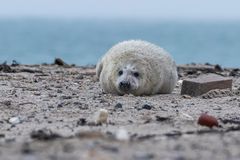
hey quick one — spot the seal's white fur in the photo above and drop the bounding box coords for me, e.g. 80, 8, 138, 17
96, 40, 178, 96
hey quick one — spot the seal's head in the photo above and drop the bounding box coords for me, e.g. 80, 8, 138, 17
116, 64, 140, 94
112, 60, 153, 96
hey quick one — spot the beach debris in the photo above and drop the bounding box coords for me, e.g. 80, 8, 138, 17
94, 108, 108, 125
0, 134, 5, 138
182, 95, 192, 99
115, 128, 129, 141
177, 63, 223, 75
176, 79, 183, 87
77, 118, 87, 126
229, 68, 240, 77
77, 131, 106, 139
201, 89, 233, 99
54, 58, 70, 67
30, 128, 61, 141
181, 73, 232, 96
114, 103, 123, 110
0, 100, 11, 106
11, 60, 20, 67
179, 112, 194, 121
197, 113, 218, 128
0, 62, 14, 73
214, 64, 223, 72
9, 116, 21, 124
141, 104, 153, 110
155, 115, 170, 122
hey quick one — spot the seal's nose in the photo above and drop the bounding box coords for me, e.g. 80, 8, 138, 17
119, 81, 131, 91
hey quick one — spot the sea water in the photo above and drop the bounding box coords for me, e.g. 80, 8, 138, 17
0, 19, 239, 67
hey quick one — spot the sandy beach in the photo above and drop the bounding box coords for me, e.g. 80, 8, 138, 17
0, 62, 240, 160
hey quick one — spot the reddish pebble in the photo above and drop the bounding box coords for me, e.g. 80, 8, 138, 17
197, 114, 218, 128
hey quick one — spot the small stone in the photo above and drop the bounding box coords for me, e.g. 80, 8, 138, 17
33, 92, 41, 96
0, 134, 5, 138
57, 103, 63, 108
54, 58, 68, 66
214, 64, 223, 72
94, 109, 108, 125
2, 100, 11, 106
179, 112, 194, 121
182, 95, 192, 99
30, 129, 61, 140
77, 118, 87, 126
76, 74, 84, 79
114, 103, 123, 110
115, 128, 129, 141
155, 116, 170, 122
198, 113, 218, 128
9, 117, 21, 124
142, 104, 153, 110
176, 80, 183, 88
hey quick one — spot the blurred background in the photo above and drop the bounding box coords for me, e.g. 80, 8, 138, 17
0, 0, 240, 67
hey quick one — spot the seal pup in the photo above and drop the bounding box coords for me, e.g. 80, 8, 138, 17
96, 40, 178, 96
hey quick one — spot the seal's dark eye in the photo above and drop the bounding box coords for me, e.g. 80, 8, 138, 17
118, 70, 123, 76
133, 72, 139, 77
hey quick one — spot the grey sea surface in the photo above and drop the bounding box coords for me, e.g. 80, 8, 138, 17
0, 19, 240, 67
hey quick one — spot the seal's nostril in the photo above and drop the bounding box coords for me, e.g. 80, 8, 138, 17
119, 81, 131, 90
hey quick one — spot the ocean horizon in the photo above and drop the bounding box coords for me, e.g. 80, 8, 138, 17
0, 19, 240, 67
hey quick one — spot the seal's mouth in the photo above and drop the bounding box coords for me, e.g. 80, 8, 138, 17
118, 83, 137, 95
119, 81, 131, 91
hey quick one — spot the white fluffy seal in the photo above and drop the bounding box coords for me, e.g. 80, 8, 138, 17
96, 40, 178, 96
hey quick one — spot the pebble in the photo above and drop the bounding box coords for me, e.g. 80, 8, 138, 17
114, 103, 123, 110
197, 113, 218, 128
77, 118, 87, 126
0, 134, 5, 138
115, 128, 129, 141
94, 109, 108, 125
155, 115, 170, 122
142, 104, 153, 110
179, 112, 194, 121
176, 80, 183, 88
182, 95, 192, 99
9, 117, 21, 124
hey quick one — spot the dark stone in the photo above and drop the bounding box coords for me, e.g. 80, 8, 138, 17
142, 104, 153, 110
30, 129, 61, 141
0, 134, 5, 138
54, 58, 65, 66
155, 116, 170, 122
57, 103, 63, 108
214, 64, 223, 72
114, 103, 123, 110
229, 68, 240, 77
0, 62, 14, 73
11, 60, 20, 67
77, 118, 87, 126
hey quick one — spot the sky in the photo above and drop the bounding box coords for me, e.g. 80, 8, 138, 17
0, 0, 240, 20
